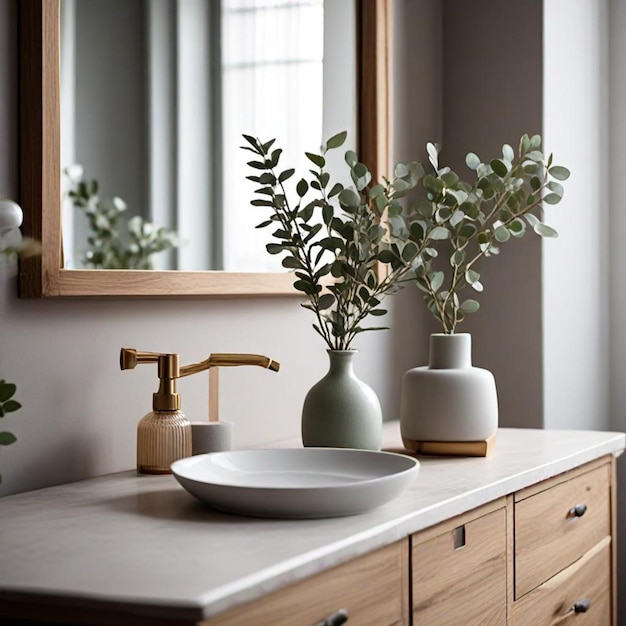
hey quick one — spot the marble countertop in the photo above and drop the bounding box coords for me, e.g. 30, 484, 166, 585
0, 425, 624, 621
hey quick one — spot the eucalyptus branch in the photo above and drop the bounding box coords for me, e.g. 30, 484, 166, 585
408, 135, 569, 333
243, 131, 426, 350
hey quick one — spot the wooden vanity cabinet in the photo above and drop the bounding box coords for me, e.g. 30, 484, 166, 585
204, 456, 617, 626
0, 437, 621, 626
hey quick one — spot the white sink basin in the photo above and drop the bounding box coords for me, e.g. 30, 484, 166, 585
171, 448, 419, 518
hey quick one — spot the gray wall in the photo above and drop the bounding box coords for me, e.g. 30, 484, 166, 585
609, 0, 626, 610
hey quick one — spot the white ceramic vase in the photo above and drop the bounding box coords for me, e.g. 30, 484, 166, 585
400, 333, 498, 446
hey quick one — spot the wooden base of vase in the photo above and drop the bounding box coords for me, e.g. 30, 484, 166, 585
400, 431, 497, 458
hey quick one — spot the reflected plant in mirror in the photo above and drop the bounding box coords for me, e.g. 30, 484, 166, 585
64, 166, 180, 270
244, 131, 433, 350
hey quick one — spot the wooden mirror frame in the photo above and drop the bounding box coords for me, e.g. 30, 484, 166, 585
18, 0, 390, 298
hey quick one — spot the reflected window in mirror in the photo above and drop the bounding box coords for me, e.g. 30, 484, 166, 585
59, 0, 356, 272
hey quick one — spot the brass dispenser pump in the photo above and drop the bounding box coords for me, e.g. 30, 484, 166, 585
120, 349, 280, 474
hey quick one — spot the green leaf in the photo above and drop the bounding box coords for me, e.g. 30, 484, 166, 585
378, 249, 396, 264
430, 271, 444, 292
547, 181, 564, 196
502, 144, 515, 162
465, 152, 481, 170
328, 183, 343, 198
262, 138, 276, 152
278, 168, 295, 183
296, 179, 309, 198
549, 165, 570, 180
242, 134, 259, 149
534, 222, 559, 238
0, 432, 17, 446
426, 142, 439, 169
429, 226, 449, 240
509, 218, 526, 236
0, 383, 16, 402
266, 243, 284, 255
369, 309, 387, 317
465, 269, 480, 284
251, 199, 273, 207
293, 279, 318, 295
402, 242, 419, 262
394, 163, 409, 177
2, 400, 21, 413
306, 152, 325, 168
543, 193, 562, 205
282, 256, 303, 269
460, 299, 480, 314
494, 225, 511, 242
325, 130, 348, 150
450, 250, 466, 266
441, 171, 459, 187
317, 293, 336, 310
339, 188, 360, 210
345, 150, 358, 167
270, 149, 282, 167
490, 159, 509, 177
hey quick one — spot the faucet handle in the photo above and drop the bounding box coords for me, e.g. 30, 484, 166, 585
120, 348, 180, 380
120, 348, 162, 370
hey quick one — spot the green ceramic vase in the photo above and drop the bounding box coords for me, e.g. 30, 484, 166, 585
301, 350, 383, 450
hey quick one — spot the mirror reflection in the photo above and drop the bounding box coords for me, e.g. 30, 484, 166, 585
60, 0, 356, 272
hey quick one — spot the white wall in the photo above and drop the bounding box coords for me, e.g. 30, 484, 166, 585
543, 0, 611, 431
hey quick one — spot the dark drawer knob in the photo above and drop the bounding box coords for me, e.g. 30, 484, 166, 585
567, 503, 587, 518
315, 609, 348, 626
573, 597, 591, 613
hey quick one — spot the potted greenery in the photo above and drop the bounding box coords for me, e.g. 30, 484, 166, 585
244, 131, 433, 449
397, 135, 570, 454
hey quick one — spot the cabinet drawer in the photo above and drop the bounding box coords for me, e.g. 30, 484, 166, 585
510, 537, 611, 625
204, 540, 407, 626
515, 463, 610, 598
412, 506, 507, 625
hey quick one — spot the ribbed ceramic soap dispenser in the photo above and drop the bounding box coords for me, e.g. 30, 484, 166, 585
120, 348, 281, 474
120, 348, 191, 474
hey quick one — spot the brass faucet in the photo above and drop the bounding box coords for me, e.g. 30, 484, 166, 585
120, 348, 280, 411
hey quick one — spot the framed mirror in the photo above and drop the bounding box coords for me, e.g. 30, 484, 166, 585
18, 0, 390, 297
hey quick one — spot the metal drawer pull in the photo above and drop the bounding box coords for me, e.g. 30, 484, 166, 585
573, 597, 591, 613
567, 503, 587, 518
314, 609, 348, 626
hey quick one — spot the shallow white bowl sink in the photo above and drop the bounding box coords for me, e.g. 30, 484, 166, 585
171, 448, 419, 519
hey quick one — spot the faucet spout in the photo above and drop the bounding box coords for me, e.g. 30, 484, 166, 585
179, 353, 280, 377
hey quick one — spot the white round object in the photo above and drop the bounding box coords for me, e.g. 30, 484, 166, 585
0, 199, 23, 232
171, 448, 419, 518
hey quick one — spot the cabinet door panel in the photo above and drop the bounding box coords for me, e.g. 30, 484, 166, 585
412, 507, 506, 625
515, 463, 610, 597
510, 537, 611, 625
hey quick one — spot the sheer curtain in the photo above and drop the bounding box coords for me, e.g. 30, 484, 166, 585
221, 0, 324, 271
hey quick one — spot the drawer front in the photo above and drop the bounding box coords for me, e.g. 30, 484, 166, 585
515, 463, 610, 598
510, 537, 611, 625
412, 507, 507, 625
204, 540, 407, 626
